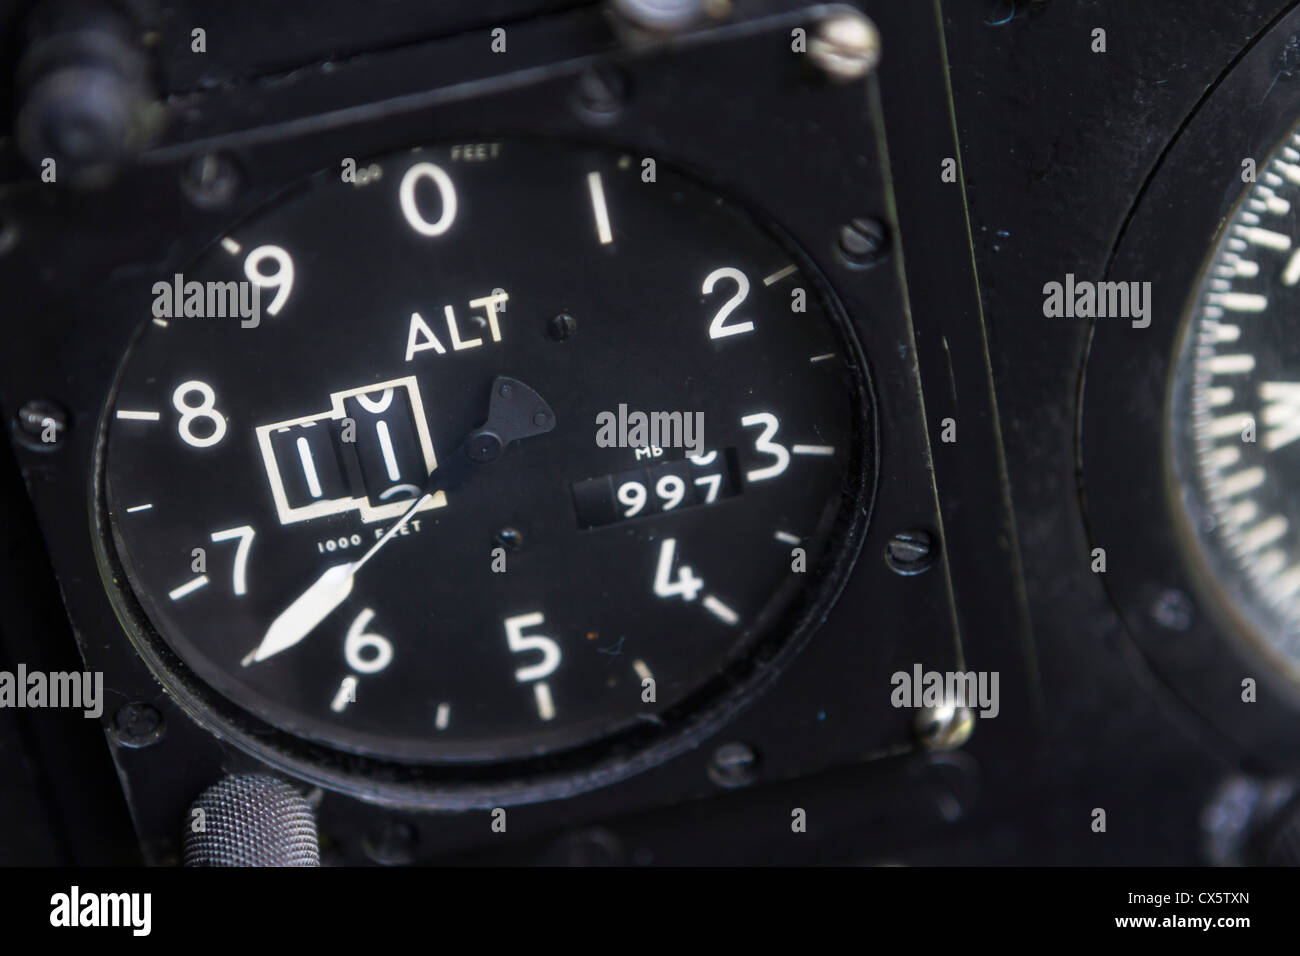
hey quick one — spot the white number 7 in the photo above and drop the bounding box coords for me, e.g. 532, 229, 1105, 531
210, 525, 255, 596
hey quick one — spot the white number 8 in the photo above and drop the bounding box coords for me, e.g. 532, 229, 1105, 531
173, 381, 227, 448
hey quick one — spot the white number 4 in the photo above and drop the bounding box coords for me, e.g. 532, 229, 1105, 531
653, 538, 704, 602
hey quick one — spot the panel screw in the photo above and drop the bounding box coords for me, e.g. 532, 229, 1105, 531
15, 4, 157, 184
110, 702, 166, 749
1151, 588, 1194, 631
708, 742, 758, 788
914, 702, 974, 751
885, 529, 934, 575
555, 827, 626, 865
548, 312, 578, 341
494, 527, 524, 552
611, 0, 704, 33
0, 215, 17, 256
838, 218, 890, 268
809, 12, 882, 82
364, 820, 418, 866
181, 151, 240, 208
573, 64, 629, 122
1281, 35, 1300, 78
13, 399, 68, 452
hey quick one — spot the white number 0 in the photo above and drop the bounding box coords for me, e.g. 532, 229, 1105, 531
399, 162, 458, 237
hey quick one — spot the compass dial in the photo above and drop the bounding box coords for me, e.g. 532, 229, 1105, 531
98, 138, 873, 770
1173, 122, 1300, 677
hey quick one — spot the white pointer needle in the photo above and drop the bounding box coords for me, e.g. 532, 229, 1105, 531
241, 562, 356, 666
241, 491, 431, 667
241, 375, 556, 668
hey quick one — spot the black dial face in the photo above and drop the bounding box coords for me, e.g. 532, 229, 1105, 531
100, 138, 872, 770
1172, 121, 1300, 681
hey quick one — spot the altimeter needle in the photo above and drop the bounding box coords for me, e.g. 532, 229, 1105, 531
241, 375, 556, 667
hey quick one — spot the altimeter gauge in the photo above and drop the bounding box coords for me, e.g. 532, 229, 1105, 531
97, 138, 873, 785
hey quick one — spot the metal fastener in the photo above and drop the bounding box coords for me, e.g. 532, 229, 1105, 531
573, 64, 629, 122
13, 399, 68, 451
708, 742, 758, 788
548, 312, 578, 341
1151, 588, 1194, 631
110, 702, 166, 749
809, 11, 882, 82
886, 529, 934, 575
914, 702, 974, 751
838, 218, 890, 268
181, 151, 240, 208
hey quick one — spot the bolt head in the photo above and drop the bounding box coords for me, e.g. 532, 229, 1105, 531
548, 312, 578, 341
1151, 588, 1194, 631
914, 702, 974, 751
809, 13, 882, 82
708, 742, 759, 788
494, 527, 524, 552
573, 64, 629, 123
110, 702, 166, 749
364, 821, 418, 866
611, 0, 704, 33
13, 399, 68, 452
181, 152, 240, 208
886, 529, 935, 575
838, 218, 890, 268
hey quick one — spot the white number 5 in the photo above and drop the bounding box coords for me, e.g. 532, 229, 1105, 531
504, 612, 561, 682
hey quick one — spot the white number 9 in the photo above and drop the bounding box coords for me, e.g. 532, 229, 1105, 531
617, 480, 648, 517
244, 245, 294, 316
655, 474, 686, 510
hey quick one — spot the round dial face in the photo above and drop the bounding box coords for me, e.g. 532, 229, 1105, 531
100, 139, 871, 768
1173, 120, 1300, 679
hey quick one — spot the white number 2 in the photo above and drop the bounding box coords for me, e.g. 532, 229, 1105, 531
704, 267, 753, 339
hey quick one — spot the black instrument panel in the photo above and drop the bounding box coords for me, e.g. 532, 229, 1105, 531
1, 0, 1299, 868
